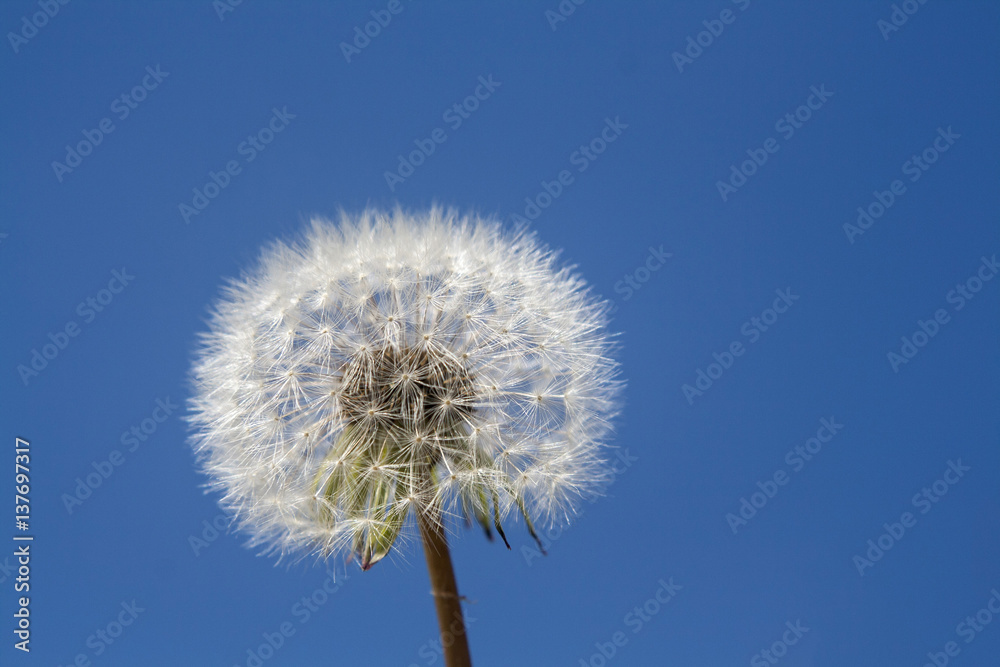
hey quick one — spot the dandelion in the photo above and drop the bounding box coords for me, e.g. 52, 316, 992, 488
187, 208, 622, 665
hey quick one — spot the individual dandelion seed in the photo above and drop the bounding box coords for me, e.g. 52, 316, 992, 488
186, 207, 622, 666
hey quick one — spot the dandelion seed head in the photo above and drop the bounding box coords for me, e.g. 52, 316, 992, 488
187, 208, 622, 566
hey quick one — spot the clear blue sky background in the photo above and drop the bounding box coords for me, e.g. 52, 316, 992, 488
2, 2, 998, 666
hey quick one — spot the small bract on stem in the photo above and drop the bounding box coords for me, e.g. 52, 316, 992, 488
418, 506, 472, 667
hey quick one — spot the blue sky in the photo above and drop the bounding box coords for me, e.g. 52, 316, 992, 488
2, 1, 998, 665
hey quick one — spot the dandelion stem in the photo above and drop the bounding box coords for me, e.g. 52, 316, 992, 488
418, 509, 472, 667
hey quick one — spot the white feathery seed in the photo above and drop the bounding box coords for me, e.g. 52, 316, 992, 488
187, 208, 622, 567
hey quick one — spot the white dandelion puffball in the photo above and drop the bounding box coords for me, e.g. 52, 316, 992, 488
187, 208, 622, 568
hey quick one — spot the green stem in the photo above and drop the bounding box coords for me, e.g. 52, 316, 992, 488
417, 508, 472, 667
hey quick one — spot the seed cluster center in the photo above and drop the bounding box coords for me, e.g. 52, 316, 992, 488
338, 346, 476, 440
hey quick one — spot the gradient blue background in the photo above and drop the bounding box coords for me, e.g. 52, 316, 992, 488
2, 1, 998, 665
